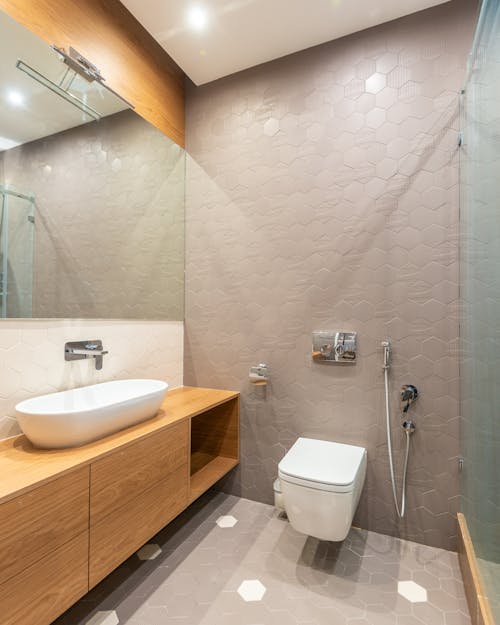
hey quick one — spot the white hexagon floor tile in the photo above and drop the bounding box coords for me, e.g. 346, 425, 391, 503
237, 579, 267, 602
398, 580, 429, 603
137, 543, 162, 560
216, 515, 238, 528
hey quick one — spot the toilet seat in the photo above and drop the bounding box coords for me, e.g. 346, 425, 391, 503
278, 437, 366, 493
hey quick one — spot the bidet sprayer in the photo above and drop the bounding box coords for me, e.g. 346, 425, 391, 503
382, 340, 391, 371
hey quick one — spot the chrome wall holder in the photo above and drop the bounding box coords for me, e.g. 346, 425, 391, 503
249, 363, 269, 385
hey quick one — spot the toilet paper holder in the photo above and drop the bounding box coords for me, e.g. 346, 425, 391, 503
249, 363, 269, 385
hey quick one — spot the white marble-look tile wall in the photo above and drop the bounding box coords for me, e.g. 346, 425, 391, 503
0, 319, 183, 440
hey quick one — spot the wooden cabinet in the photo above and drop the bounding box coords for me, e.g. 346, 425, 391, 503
0, 466, 89, 586
190, 397, 239, 503
1, 533, 89, 625
90, 421, 189, 523
0, 387, 239, 625
90, 465, 188, 587
0, 468, 90, 625
89, 421, 189, 587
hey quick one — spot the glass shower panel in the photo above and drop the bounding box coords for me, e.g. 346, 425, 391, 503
460, 0, 500, 619
0, 188, 35, 318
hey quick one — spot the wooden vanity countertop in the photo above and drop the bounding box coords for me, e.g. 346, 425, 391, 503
0, 386, 239, 505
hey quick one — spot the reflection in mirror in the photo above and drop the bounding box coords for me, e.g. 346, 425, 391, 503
0, 8, 185, 320
0, 10, 128, 150
0, 187, 34, 317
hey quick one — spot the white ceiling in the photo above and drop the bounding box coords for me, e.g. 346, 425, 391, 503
120, 0, 452, 85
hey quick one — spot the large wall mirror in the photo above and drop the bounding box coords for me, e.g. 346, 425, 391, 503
0, 9, 184, 320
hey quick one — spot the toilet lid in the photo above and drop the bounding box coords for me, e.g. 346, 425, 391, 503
278, 437, 366, 492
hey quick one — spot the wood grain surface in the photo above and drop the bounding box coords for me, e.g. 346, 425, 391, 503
89, 464, 188, 587
0, 466, 89, 586
0, 386, 239, 505
0, 532, 88, 625
190, 399, 240, 470
90, 420, 189, 523
457, 512, 495, 625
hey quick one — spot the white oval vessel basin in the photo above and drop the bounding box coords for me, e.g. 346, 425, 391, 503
15, 379, 168, 449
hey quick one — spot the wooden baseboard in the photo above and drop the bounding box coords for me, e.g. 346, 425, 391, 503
457, 513, 496, 625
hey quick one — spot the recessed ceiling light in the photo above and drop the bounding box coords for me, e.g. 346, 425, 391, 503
187, 6, 208, 31
6, 90, 24, 107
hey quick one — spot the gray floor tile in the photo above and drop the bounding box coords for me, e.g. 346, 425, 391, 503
54, 491, 471, 625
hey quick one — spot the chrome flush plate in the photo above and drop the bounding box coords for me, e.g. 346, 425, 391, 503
312, 331, 357, 364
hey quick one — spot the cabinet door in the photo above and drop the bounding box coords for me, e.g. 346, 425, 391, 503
90, 421, 189, 524
89, 464, 188, 587
0, 532, 88, 625
0, 466, 89, 586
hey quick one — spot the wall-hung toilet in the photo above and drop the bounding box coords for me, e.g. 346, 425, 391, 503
278, 437, 367, 542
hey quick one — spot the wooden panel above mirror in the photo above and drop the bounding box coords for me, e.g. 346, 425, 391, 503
0, 0, 185, 147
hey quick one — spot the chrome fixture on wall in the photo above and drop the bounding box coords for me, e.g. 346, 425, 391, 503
400, 384, 418, 412
65, 340, 108, 370
312, 331, 357, 364
16, 47, 134, 122
382, 340, 417, 519
249, 363, 269, 385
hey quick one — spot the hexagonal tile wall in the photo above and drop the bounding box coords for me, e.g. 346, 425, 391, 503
184, 0, 478, 550
1, 112, 185, 321
398, 580, 429, 603
237, 579, 267, 602
136, 544, 162, 560
216, 515, 238, 528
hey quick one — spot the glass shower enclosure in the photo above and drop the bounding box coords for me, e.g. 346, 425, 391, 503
460, 0, 500, 620
0, 186, 35, 318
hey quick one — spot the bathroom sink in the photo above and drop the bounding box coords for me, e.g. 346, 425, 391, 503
15, 379, 168, 449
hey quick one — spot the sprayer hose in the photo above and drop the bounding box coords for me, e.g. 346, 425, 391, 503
384, 365, 411, 519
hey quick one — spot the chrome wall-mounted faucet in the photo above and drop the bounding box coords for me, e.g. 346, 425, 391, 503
65, 340, 108, 370
400, 384, 418, 413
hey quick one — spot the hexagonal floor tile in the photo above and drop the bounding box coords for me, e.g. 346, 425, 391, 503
237, 579, 267, 602
398, 580, 428, 603
137, 543, 162, 560
56, 492, 470, 625
85, 611, 119, 625
216, 515, 238, 528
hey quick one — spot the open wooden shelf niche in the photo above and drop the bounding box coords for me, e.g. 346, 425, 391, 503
189, 397, 239, 503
